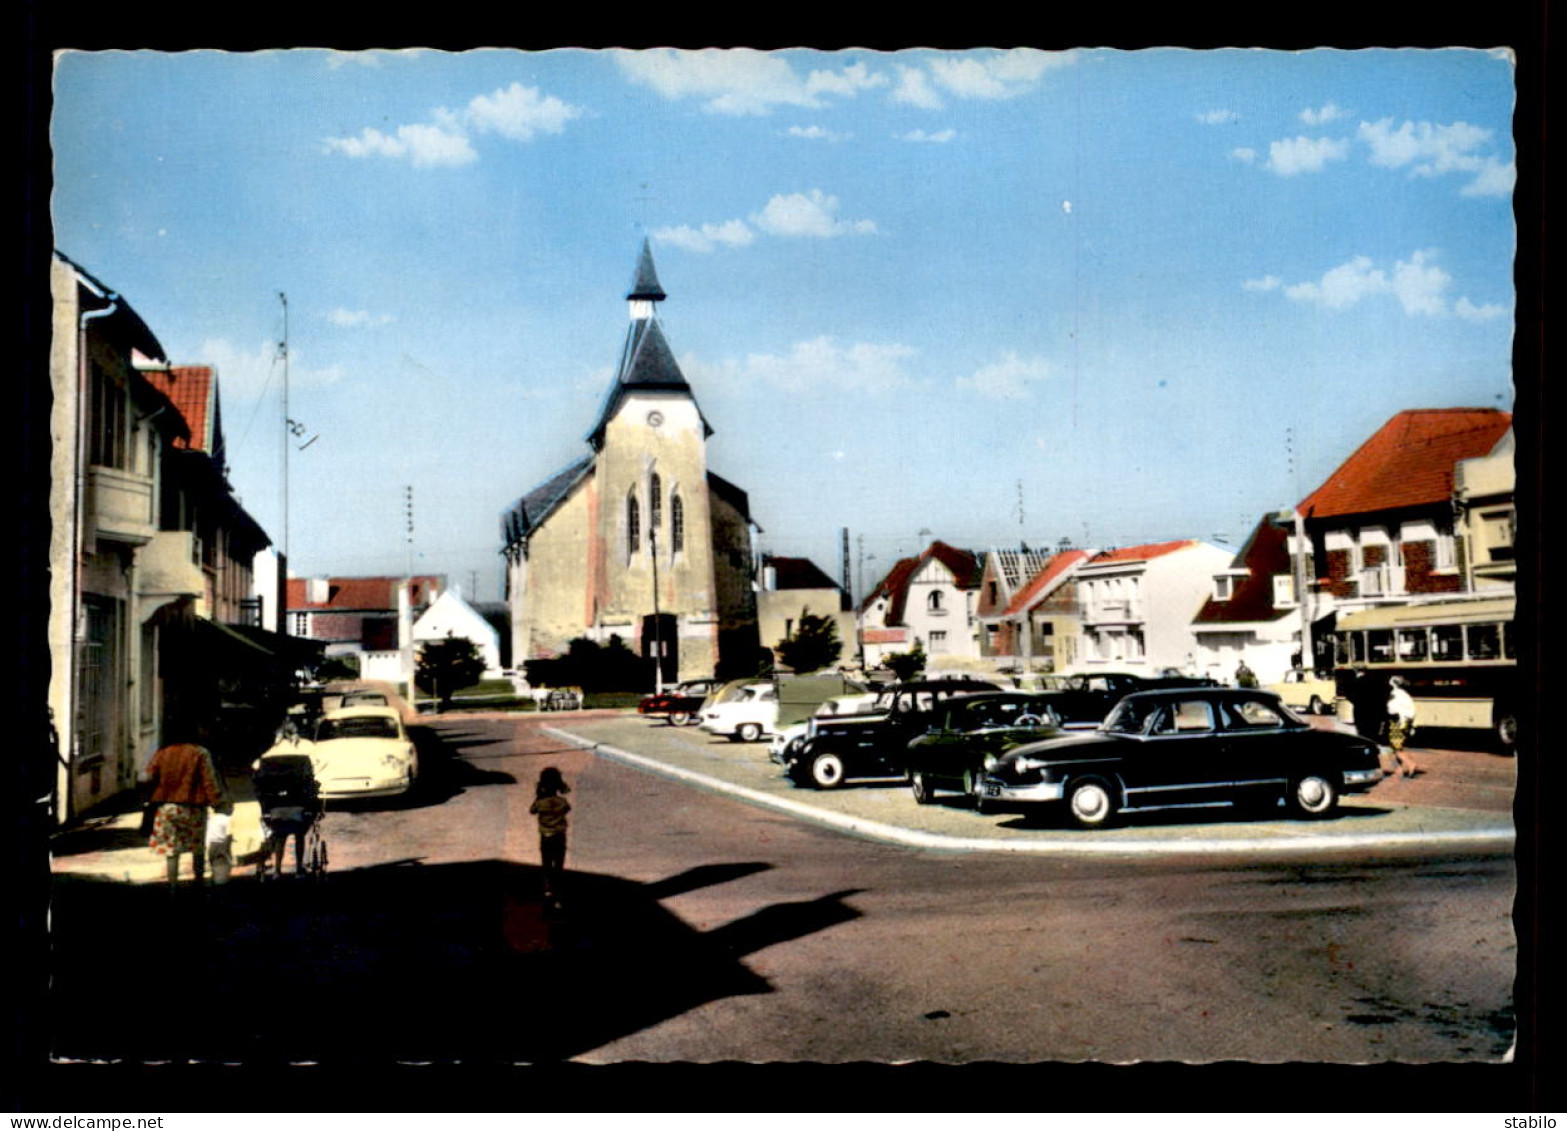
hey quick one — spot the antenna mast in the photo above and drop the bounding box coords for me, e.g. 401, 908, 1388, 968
279, 292, 289, 569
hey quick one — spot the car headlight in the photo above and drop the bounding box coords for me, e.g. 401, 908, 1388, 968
983, 753, 999, 771
1014, 756, 1052, 773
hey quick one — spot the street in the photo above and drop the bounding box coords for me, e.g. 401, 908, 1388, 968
48, 713, 1516, 1067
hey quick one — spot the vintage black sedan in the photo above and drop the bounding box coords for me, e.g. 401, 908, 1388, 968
977, 688, 1384, 828
901, 692, 1063, 804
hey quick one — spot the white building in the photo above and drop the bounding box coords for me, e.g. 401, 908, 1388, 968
413, 589, 504, 675
1073, 539, 1236, 675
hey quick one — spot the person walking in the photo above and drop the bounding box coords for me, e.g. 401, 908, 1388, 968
529, 766, 571, 902
140, 724, 227, 891
1235, 661, 1258, 689
1386, 676, 1421, 778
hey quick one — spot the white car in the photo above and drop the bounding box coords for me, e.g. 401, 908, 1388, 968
306, 706, 419, 799
1265, 669, 1339, 716
698, 682, 779, 742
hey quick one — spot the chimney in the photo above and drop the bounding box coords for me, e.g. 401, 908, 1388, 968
306, 577, 329, 604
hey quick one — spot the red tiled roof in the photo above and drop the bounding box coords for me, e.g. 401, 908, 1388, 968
1297, 408, 1512, 520
144, 365, 216, 452
1082, 539, 1198, 567
859, 541, 981, 625
1002, 549, 1091, 616
1192, 516, 1294, 625
287, 575, 445, 612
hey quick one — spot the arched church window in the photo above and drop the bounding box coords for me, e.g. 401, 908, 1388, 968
627, 492, 640, 558
671, 493, 684, 554
650, 472, 662, 533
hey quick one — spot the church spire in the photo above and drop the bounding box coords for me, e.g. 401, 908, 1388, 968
627, 238, 666, 320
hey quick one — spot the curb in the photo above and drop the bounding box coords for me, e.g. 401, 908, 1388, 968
543, 726, 1516, 857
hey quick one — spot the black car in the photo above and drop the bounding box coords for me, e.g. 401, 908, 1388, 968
978, 688, 1384, 828
783, 678, 1001, 789
1025, 671, 1220, 728
901, 692, 1063, 805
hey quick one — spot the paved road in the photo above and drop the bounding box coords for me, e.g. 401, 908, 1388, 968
46, 712, 1517, 1068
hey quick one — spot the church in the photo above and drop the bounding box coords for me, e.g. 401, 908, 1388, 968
501, 242, 762, 685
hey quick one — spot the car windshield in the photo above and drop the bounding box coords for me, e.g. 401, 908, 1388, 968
317, 717, 400, 741
1102, 698, 1161, 735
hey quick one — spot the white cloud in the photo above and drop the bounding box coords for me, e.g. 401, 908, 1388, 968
325, 49, 423, 69
890, 65, 944, 110
196, 337, 344, 406
900, 128, 956, 143
955, 352, 1052, 400
927, 48, 1069, 100
651, 220, 756, 253
457, 82, 580, 141
1300, 102, 1346, 125
1275, 250, 1455, 317
328, 308, 393, 328
1264, 135, 1351, 175
687, 337, 916, 394
1455, 297, 1509, 322
1357, 117, 1513, 196
1230, 147, 1258, 164
787, 125, 848, 141
612, 48, 881, 115
751, 190, 876, 239
322, 123, 478, 167
1197, 109, 1239, 125
323, 82, 580, 167
1242, 275, 1282, 291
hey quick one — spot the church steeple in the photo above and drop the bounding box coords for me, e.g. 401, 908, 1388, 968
627, 237, 666, 321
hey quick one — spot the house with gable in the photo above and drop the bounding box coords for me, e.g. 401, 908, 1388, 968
994, 548, 1093, 673
1074, 539, 1236, 674
1294, 408, 1513, 623
974, 547, 1056, 663
412, 587, 504, 676
1190, 515, 1305, 685
856, 540, 984, 668
286, 575, 444, 684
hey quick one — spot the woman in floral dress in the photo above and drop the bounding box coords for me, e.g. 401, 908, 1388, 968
141, 726, 227, 889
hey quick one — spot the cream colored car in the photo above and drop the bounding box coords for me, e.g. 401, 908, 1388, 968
306, 705, 419, 799
1265, 669, 1338, 716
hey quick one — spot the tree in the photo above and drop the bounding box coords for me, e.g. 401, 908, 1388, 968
775, 609, 843, 674
883, 639, 927, 683
416, 633, 486, 710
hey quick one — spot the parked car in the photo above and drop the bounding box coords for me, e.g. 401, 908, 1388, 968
305, 706, 419, 800
902, 692, 1064, 805
339, 689, 391, 709
638, 678, 723, 726
782, 677, 1001, 789
768, 693, 880, 765
698, 682, 779, 742
1021, 671, 1218, 729
1265, 668, 1339, 716
978, 688, 1384, 828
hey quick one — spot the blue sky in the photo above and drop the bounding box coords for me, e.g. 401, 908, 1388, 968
51, 47, 1517, 604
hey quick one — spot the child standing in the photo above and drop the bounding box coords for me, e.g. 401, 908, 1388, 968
529, 767, 571, 901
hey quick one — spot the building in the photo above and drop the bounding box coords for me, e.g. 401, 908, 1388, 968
757, 554, 854, 670
974, 547, 1059, 663
48, 254, 295, 820
1190, 515, 1304, 685
856, 541, 984, 668
1074, 539, 1236, 675
412, 588, 504, 676
1452, 427, 1516, 593
995, 548, 1092, 673
501, 242, 761, 686
285, 575, 443, 688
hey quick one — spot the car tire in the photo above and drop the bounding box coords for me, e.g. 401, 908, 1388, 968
1494, 707, 1517, 751
670, 710, 690, 727
1308, 695, 1326, 716
1065, 777, 1118, 829
1288, 774, 1339, 818
809, 751, 846, 790
910, 772, 933, 805
738, 722, 762, 743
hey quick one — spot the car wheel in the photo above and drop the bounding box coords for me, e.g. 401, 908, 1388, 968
1494, 707, 1517, 751
809, 752, 846, 789
1289, 774, 1339, 818
738, 722, 762, 743
910, 772, 933, 805
670, 710, 690, 727
1066, 777, 1118, 829
1308, 695, 1326, 716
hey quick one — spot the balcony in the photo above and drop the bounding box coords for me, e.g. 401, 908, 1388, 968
87, 465, 155, 546
138, 531, 206, 610
1084, 600, 1143, 625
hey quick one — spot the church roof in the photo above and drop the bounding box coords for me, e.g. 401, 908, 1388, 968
501, 455, 594, 547
588, 247, 713, 448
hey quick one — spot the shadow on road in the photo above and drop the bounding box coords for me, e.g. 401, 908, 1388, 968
49, 858, 861, 1065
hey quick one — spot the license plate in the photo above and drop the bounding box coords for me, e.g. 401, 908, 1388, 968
984, 784, 1001, 797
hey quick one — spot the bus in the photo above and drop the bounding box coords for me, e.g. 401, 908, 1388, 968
1330, 595, 1517, 748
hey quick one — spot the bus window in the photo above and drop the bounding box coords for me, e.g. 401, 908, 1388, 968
1503, 623, 1516, 660
1367, 629, 1394, 663
1467, 623, 1500, 661
1349, 632, 1366, 664
1431, 624, 1464, 662
1397, 627, 1429, 662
